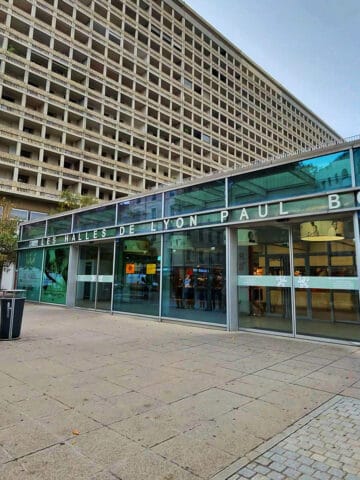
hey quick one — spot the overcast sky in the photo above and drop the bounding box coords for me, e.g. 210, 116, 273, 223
185, 0, 360, 138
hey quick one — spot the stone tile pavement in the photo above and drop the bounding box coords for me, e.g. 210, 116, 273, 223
0, 304, 359, 479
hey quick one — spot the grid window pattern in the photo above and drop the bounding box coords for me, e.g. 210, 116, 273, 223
0, 0, 341, 215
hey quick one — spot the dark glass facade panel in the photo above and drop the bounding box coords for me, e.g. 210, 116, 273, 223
40, 246, 69, 304
161, 228, 226, 324
113, 235, 161, 316
21, 221, 46, 240
47, 216, 72, 236
16, 249, 43, 301
117, 194, 162, 224
164, 180, 225, 217
73, 205, 116, 232
354, 148, 360, 185
229, 150, 351, 206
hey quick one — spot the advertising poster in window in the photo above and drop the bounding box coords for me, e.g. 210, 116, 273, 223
40, 246, 69, 304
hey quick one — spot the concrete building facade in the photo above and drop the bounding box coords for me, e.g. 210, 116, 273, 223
0, 0, 341, 221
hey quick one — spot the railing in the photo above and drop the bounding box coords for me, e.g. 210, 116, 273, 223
265, 134, 360, 165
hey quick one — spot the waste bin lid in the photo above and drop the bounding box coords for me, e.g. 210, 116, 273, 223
0, 289, 26, 298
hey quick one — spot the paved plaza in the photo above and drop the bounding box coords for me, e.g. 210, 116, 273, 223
0, 304, 359, 480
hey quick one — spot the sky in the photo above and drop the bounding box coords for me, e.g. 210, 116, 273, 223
185, 0, 360, 138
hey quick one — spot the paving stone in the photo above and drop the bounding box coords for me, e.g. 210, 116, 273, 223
1, 305, 360, 480
283, 467, 301, 478
267, 472, 285, 480
225, 397, 360, 480
313, 472, 331, 480
237, 467, 256, 478
253, 464, 270, 475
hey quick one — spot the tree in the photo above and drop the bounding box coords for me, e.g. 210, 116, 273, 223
0, 198, 19, 272
55, 190, 98, 212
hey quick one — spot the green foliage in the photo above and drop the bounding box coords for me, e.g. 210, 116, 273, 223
55, 190, 98, 212
0, 198, 19, 270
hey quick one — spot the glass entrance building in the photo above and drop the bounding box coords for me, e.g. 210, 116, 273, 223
17, 139, 360, 343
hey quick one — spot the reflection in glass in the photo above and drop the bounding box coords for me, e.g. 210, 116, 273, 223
73, 205, 116, 232
161, 228, 226, 325
229, 150, 351, 206
41, 246, 69, 304
117, 194, 162, 224
16, 249, 43, 301
164, 180, 225, 216
237, 226, 292, 333
21, 221, 46, 240
47, 216, 72, 236
354, 147, 360, 185
113, 235, 161, 316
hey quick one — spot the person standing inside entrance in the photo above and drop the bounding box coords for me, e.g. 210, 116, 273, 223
183, 273, 194, 308
211, 270, 223, 310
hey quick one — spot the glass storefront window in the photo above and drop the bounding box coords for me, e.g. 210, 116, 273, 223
229, 150, 351, 206
161, 228, 226, 324
40, 246, 69, 304
117, 194, 162, 224
293, 216, 360, 341
164, 180, 225, 217
113, 235, 161, 316
354, 147, 360, 185
47, 216, 72, 236
16, 249, 43, 301
73, 205, 116, 232
21, 221, 46, 240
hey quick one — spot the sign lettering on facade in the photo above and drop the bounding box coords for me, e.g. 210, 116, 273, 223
19, 191, 359, 249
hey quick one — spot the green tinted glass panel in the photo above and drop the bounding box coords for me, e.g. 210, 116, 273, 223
118, 194, 162, 224
73, 205, 116, 231
40, 246, 69, 304
47, 216, 72, 236
16, 249, 43, 301
354, 148, 360, 185
164, 180, 225, 216
21, 221, 46, 240
229, 150, 351, 206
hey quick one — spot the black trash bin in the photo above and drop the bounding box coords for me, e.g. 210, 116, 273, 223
0, 290, 26, 340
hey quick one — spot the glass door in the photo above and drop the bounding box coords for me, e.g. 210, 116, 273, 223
75, 243, 114, 310
96, 243, 114, 311
237, 225, 292, 333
